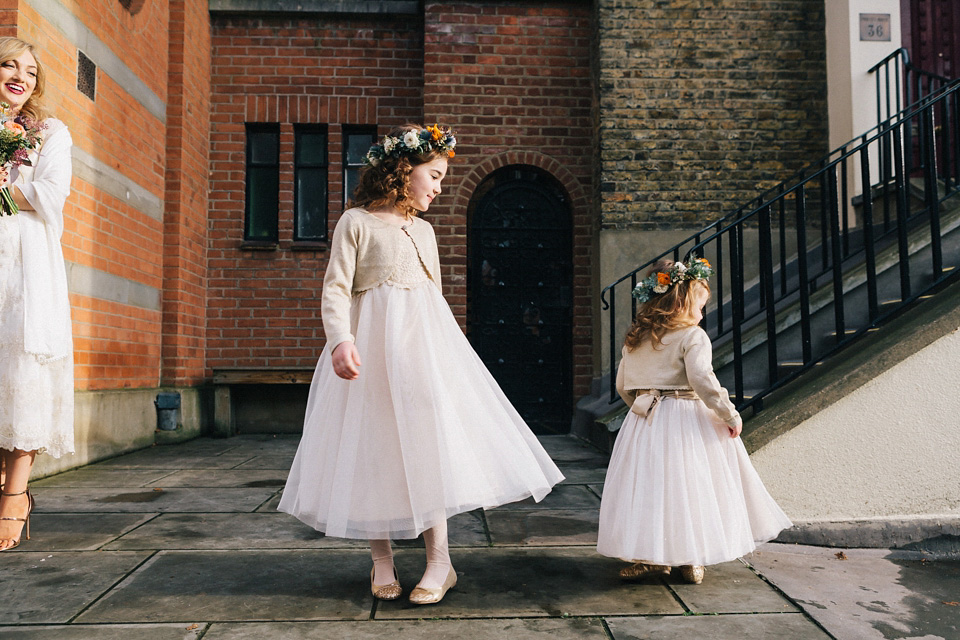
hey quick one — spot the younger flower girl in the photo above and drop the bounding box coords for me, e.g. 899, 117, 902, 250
597, 257, 791, 584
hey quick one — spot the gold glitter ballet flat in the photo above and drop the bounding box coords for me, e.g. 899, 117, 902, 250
619, 562, 671, 580
370, 566, 403, 600
680, 565, 705, 584
408, 566, 457, 605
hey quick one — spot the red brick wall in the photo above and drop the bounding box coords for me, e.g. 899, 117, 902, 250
422, 1, 596, 397
206, 15, 423, 370
17, 2, 172, 390
163, 0, 210, 386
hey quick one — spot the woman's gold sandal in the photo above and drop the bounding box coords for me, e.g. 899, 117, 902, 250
409, 565, 457, 605
370, 566, 402, 600
0, 489, 34, 551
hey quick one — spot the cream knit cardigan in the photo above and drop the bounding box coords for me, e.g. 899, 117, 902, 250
321, 207, 442, 349
616, 325, 741, 427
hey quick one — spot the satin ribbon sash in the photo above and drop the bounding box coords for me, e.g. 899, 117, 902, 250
630, 388, 699, 420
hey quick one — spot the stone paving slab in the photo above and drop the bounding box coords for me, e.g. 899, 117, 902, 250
94, 454, 258, 469
666, 560, 798, 614
375, 546, 683, 619
31, 487, 278, 513
32, 468, 176, 488
75, 550, 373, 623
485, 509, 599, 546
556, 467, 608, 485
202, 618, 609, 639
20, 513, 156, 551
231, 455, 296, 470
143, 470, 288, 489
0, 623, 206, 639
605, 612, 830, 639
1, 551, 151, 624
539, 436, 611, 464
747, 543, 960, 640
494, 485, 601, 511
102, 513, 366, 550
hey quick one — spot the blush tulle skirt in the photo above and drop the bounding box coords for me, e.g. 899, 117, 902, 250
597, 397, 791, 566
279, 280, 564, 539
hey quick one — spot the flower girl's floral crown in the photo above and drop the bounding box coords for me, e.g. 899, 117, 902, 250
364, 124, 457, 167
631, 257, 713, 303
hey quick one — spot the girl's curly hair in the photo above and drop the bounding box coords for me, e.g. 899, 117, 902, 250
349, 124, 448, 218
624, 258, 710, 350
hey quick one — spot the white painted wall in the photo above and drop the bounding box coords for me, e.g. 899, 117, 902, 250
825, 0, 902, 199
752, 327, 960, 521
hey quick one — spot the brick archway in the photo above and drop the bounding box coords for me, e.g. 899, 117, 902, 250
446, 150, 594, 422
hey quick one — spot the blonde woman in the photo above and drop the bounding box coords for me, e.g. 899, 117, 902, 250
0, 37, 74, 550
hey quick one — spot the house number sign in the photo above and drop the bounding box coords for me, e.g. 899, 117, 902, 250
859, 14, 891, 41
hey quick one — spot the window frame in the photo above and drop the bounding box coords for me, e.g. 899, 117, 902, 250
293, 124, 330, 243
342, 126, 378, 209
243, 123, 281, 245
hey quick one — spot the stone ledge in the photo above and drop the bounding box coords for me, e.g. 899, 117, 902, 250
779, 517, 960, 558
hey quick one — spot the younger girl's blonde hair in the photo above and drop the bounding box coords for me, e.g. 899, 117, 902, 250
624, 258, 710, 350
0, 37, 48, 123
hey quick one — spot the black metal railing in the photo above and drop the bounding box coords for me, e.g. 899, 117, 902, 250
601, 79, 960, 409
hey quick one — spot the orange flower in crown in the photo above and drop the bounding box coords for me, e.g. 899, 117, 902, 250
656, 272, 671, 286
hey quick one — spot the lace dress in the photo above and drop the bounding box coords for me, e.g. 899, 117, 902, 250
280, 226, 563, 539
0, 214, 74, 457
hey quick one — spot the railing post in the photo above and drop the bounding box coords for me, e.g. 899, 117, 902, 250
758, 205, 778, 385
859, 141, 879, 321
828, 167, 846, 343
893, 119, 912, 300
608, 286, 617, 403
729, 227, 744, 406
795, 185, 813, 363
923, 106, 944, 277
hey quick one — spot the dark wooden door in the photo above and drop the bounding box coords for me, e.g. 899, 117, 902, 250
467, 166, 573, 435
902, 0, 959, 78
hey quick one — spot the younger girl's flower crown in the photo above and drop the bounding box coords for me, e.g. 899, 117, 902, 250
631, 257, 713, 303
364, 124, 457, 167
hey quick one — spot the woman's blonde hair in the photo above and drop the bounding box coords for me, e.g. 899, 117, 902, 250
0, 37, 48, 122
350, 124, 448, 218
624, 258, 710, 350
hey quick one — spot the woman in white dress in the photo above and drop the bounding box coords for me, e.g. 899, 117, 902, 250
0, 37, 74, 551
279, 124, 563, 604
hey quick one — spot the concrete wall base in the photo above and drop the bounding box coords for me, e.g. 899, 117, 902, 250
30, 386, 208, 480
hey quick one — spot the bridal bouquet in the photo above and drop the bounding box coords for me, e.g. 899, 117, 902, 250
0, 101, 46, 216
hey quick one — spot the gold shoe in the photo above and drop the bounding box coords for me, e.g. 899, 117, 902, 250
619, 562, 671, 580
370, 566, 402, 600
0, 489, 33, 552
409, 566, 457, 605
680, 565, 705, 584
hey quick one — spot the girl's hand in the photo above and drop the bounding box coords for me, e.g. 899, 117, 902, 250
331, 341, 362, 380
727, 415, 743, 438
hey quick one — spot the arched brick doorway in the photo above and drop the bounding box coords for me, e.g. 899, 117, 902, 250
467, 165, 573, 435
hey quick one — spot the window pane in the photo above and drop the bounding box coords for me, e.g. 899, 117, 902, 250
249, 131, 278, 165
296, 132, 327, 166
346, 132, 375, 165
345, 167, 362, 203
296, 168, 327, 240
246, 168, 278, 240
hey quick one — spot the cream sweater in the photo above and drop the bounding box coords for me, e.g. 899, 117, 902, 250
321, 207, 442, 349
615, 325, 741, 427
